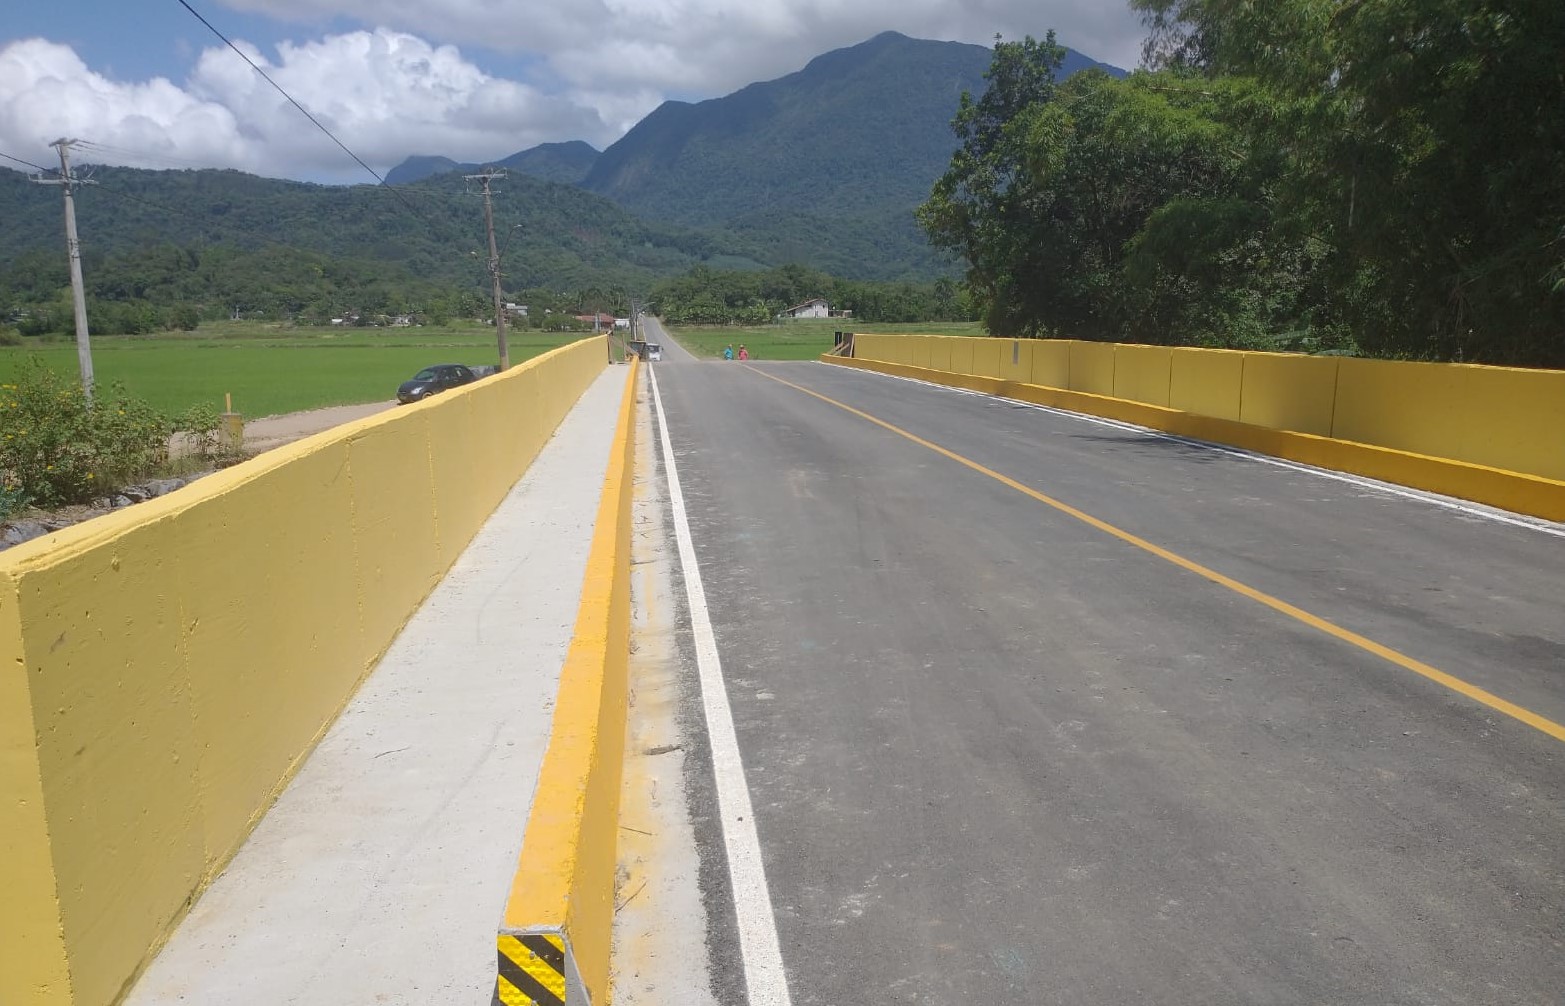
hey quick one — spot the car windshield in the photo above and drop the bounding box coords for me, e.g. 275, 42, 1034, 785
411, 369, 439, 381
647, 345, 661, 352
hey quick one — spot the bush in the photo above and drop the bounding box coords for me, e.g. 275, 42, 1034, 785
0, 358, 172, 507
172, 402, 240, 464
0, 326, 22, 347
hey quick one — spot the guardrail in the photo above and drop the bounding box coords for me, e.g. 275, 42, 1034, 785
829, 336, 1565, 522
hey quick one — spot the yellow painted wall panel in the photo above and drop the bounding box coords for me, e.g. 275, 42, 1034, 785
1113, 345, 1173, 407
1069, 342, 1116, 396
344, 414, 443, 664
1331, 358, 1466, 460
928, 338, 953, 374
972, 340, 1004, 378
14, 517, 204, 1006
950, 339, 975, 376
1031, 341, 1070, 387
851, 334, 888, 362
0, 569, 74, 1006
910, 337, 933, 370
1239, 353, 1340, 435
426, 394, 491, 558
1169, 348, 1243, 421
999, 340, 1033, 382
177, 445, 365, 869
1459, 366, 1565, 480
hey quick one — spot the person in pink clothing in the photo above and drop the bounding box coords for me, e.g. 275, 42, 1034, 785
738, 345, 750, 361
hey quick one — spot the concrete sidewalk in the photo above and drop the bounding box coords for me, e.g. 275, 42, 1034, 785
125, 367, 631, 1005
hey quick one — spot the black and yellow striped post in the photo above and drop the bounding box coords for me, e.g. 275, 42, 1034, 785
494, 931, 582, 1006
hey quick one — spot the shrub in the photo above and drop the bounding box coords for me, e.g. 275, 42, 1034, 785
0, 358, 172, 507
0, 326, 23, 347
172, 402, 239, 464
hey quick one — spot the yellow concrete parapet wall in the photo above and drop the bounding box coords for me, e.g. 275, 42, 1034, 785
0, 337, 609, 1006
496, 359, 639, 1006
834, 336, 1565, 521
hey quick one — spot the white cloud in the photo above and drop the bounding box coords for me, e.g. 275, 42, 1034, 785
0, 2, 1149, 182
216, 0, 1147, 96
0, 31, 612, 180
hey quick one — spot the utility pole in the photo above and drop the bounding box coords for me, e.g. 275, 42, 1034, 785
466, 169, 509, 371
32, 139, 96, 399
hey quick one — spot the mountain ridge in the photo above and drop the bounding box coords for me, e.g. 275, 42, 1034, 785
384, 140, 600, 186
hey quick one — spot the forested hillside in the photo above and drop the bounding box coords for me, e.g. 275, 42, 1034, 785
0, 164, 743, 293
576, 32, 1120, 279
921, 11, 1565, 367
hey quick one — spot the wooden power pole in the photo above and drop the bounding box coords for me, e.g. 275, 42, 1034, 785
466, 170, 510, 371
32, 139, 96, 399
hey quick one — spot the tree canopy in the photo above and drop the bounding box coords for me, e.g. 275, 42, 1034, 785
922, 6, 1565, 366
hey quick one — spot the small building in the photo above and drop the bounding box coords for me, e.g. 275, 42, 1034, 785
782, 298, 830, 320
574, 313, 617, 328
614, 317, 632, 330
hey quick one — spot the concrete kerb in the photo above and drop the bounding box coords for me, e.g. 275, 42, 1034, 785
820, 354, 1565, 524
494, 358, 640, 1006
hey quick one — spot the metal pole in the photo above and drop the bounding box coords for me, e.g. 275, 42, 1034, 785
468, 170, 510, 371
54, 139, 94, 400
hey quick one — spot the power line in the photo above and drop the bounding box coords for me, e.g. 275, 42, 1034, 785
171, 0, 441, 229
0, 149, 51, 173
173, 0, 388, 186
75, 139, 217, 170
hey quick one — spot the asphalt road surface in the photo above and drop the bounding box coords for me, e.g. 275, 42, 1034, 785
641, 319, 1565, 1006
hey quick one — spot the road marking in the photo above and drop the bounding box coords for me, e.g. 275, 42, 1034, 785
648, 366, 793, 1006
748, 365, 1565, 746
846, 366, 1565, 539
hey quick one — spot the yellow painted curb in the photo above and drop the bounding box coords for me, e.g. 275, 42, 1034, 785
821, 355, 1565, 524
494, 357, 640, 1006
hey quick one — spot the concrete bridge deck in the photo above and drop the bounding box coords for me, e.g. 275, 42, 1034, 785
122, 368, 629, 1005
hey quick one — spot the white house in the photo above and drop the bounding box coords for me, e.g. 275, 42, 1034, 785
782, 298, 830, 320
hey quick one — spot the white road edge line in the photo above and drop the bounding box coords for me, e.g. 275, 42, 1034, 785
648, 365, 793, 1006
829, 365, 1565, 540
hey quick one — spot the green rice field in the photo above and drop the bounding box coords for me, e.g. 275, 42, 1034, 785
0, 322, 593, 418
666, 320, 985, 360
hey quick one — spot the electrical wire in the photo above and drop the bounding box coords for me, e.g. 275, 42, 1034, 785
171, 0, 442, 228
0, 149, 52, 173
75, 139, 216, 170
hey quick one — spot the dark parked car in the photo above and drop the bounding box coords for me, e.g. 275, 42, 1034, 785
397, 364, 477, 404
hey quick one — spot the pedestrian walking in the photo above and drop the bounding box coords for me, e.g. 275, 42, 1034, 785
724, 344, 735, 361
738, 345, 750, 361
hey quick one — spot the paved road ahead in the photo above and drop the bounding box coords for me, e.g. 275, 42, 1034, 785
642, 321, 1565, 1005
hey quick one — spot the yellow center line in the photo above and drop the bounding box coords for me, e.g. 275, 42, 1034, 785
746, 364, 1565, 745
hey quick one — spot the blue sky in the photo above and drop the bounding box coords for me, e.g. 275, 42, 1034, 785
0, 0, 1146, 182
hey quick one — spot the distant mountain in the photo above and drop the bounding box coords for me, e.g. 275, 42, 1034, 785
386, 141, 600, 186
384, 32, 1123, 280
582, 31, 1123, 230
385, 155, 465, 185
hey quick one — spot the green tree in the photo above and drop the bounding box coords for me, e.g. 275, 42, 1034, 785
918, 34, 1069, 336
1132, 0, 1565, 364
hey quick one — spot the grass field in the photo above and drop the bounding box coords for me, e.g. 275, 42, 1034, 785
666, 320, 986, 360
0, 322, 594, 417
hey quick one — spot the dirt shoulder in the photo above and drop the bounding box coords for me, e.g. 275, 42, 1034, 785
241, 400, 398, 453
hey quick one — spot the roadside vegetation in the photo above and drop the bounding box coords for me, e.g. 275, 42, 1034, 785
649, 263, 977, 328
0, 358, 234, 518
667, 320, 983, 360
